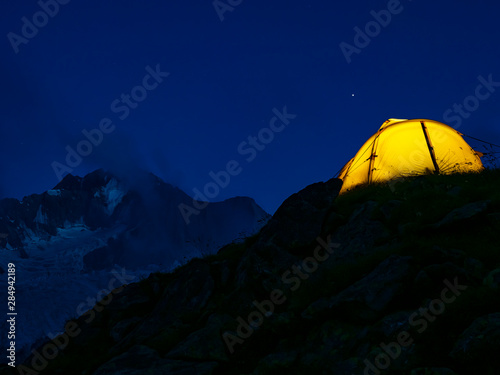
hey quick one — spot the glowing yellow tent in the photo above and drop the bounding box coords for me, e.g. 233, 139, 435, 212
338, 118, 484, 193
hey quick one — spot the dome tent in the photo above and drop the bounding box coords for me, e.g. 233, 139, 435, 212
337, 118, 484, 194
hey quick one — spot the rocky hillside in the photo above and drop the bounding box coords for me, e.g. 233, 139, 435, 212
4, 169, 500, 375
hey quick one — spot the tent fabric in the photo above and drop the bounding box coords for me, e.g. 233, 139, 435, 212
338, 118, 484, 193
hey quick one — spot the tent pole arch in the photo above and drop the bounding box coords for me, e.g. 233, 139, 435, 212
367, 131, 383, 183
420, 121, 440, 173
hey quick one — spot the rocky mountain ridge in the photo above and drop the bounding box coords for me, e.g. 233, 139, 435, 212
3, 169, 500, 375
0, 169, 270, 363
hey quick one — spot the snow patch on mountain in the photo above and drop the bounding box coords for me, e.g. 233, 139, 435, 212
0, 224, 125, 359
94, 178, 125, 215
34, 205, 48, 225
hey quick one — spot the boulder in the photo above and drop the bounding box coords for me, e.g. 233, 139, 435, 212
410, 368, 458, 375
166, 314, 233, 362
379, 199, 403, 220
413, 262, 475, 300
256, 178, 342, 252
450, 313, 500, 365
304, 255, 415, 321
297, 320, 361, 371
253, 351, 298, 374
92, 345, 218, 375
432, 200, 490, 229
326, 201, 392, 262
483, 268, 500, 290
110, 317, 142, 343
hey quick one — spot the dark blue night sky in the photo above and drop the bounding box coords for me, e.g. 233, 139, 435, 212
1, 0, 500, 213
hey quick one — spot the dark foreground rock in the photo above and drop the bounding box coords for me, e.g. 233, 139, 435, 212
4, 170, 500, 375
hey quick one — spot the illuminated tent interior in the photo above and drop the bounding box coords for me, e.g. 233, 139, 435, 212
337, 118, 484, 194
